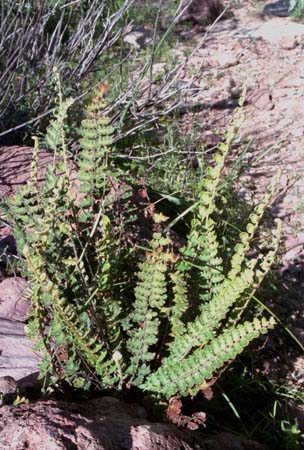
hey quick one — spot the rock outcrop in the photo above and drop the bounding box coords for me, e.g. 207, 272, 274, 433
0, 318, 40, 386
0, 397, 265, 450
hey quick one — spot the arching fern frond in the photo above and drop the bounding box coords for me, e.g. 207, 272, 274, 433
142, 316, 276, 398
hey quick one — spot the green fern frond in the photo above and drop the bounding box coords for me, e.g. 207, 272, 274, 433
169, 270, 189, 338
44, 72, 74, 169
127, 233, 171, 385
143, 316, 276, 398
231, 218, 282, 324
78, 88, 115, 216
229, 172, 280, 279
163, 266, 256, 364
53, 297, 117, 386
45, 96, 74, 158
78, 119, 114, 210
180, 111, 245, 304
24, 243, 118, 387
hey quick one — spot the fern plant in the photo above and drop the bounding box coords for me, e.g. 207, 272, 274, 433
3, 86, 281, 404
4, 82, 124, 389
127, 111, 281, 399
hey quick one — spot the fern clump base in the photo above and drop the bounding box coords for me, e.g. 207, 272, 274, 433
3, 87, 281, 410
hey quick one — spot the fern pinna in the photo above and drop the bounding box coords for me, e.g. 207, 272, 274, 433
5, 86, 281, 403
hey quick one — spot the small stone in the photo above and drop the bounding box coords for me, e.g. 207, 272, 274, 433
178, 0, 225, 25
0, 376, 18, 405
250, 21, 304, 44
247, 89, 274, 111
123, 25, 154, 49
212, 52, 238, 68
279, 36, 299, 50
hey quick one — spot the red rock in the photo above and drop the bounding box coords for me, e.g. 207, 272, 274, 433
247, 89, 274, 111
0, 277, 31, 322
0, 318, 40, 386
0, 397, 265, 450
278, 37, 298, 50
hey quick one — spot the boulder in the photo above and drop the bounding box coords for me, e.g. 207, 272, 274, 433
0, 318, 40, 387
0, 397, 265, 450
0, 277, 31, 322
